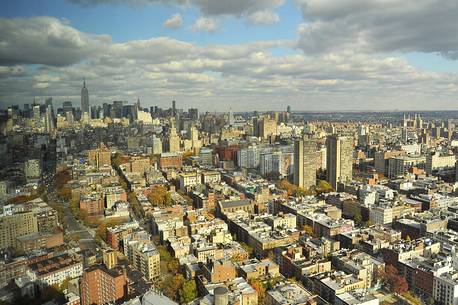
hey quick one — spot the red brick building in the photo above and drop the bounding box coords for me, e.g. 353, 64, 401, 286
159, 153, 182, 170
80, 265, 127, 305
79, 194, 104, 217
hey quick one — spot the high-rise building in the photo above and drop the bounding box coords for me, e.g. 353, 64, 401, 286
168, 126, 181, 153
257, 117, 277, 139
229, 108, 235, 126
0, 211, 38, 250
172, 100, 176, 117
80, 265, 127, 305
294, 137, 317, 190
81, 80, 89, 115
33, 105, 40, 122
152, 135, 163, 155
24, 159, 41, 182
63, 101, 73, 115
326, 135, 353, 189
189, 108, 199, 120
44, 105, 54, 133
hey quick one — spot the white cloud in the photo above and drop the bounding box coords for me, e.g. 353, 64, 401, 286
0, 17, 110, 66
296, 0, 458, 57
246, 10, 279, 25
163, 13, 183, 28
190, 17, 218, 32
2, 15, 458, 111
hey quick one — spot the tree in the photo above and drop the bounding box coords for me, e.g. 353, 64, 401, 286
163, 274, 185, 301
147, 186, 172, 207
179, 279, 197, 304
249, 279, 266, 305
277, 179, 297, 196
302, 225, 315, 237
379, 264, 409, 294
316, 180, 334, 193
240, 242, 254, 257
295, 187, 310, 197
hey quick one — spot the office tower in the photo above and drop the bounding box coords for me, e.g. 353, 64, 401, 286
66, 111, 74, 125
287, 105, 291, 113
229, 108, 235, 126
44, 105, 54, 133
112, 101, 123, 118
81, 80, 89, 115
23, 104, 30, 118
357, 125, 368, 147
326, 135, 353, 189
172, 100, 176, 117
45, 97, 53, 108
189, 108, 199, 120
63, 101, 73, 115
80, 265, 127, 305
33, 105, 40, 122
294, 137, 317, 190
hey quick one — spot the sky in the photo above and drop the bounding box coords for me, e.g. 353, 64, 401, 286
1, 0, 458, 111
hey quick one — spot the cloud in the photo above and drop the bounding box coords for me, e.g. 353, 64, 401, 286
0, 17, 110, 66
190, 17, 218, 32
296, 0, 458, 57
163, 13, 183, 28
246, 10, 279, 25
191, 0, 284, 16
68, 0, 285, 17
1, 15, 458, 111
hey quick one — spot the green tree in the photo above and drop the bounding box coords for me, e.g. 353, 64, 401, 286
179, 279, 197, 304
316, 180, 334, 193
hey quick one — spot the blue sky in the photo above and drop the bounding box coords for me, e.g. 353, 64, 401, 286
2, 0, 302, 45
1, 0, 458, 111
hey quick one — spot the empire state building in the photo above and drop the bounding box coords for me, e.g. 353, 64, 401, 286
81, 80, 89, 115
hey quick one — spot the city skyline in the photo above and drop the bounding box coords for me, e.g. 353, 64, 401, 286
1, 0, 458, 111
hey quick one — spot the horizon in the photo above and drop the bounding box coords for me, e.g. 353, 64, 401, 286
1, 0, 458, 111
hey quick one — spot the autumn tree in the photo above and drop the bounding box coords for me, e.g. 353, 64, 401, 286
249, 279, 266, 305
302, 225, 315, 237
379, 264, 409, 294
147, 186, 172, 207
277, 179, 297, 196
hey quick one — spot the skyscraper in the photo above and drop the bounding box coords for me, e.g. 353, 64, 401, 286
326, 135, 353, 190
229, 108, 235, 126
172, 100, 176, 117
81, 80, 89, 115
294, 136, 317, 190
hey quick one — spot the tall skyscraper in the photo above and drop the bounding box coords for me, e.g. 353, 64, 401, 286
229, 108, 235, 126
172, 100, 176, 117
294, 136, 317, 190
326, 135, 353, 189
81, 80, 89, 115
168, 126, 180, 152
